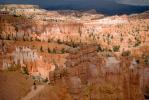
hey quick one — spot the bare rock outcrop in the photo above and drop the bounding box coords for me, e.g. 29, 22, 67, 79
62, 45, 145, 100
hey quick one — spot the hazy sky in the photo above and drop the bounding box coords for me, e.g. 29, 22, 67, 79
0, 0, 149, 15
115, 0, 149, 6
0, 0, 149, 6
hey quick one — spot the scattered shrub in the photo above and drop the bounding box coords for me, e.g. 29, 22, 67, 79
142, 55, 149, 65
97, 45, 102, 52
122, 50, 131, 56
61, 48, 65, 54
22, 67, 29, 75
57, 39, 62, 44
113, 45, 120, 52
40, 46, 44, 52
48, 48, 52, 53
136, 59, 140, 64
42, 77, 48, 83
134, 37, 141, 47
134, 40, 141, 47
52, 48, 56, 53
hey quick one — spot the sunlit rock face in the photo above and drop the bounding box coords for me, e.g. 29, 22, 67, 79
1, 40, 58, 79
1, 46, 55, 79
63, 45, 145, 100
0, 6, 128, 41
104, 57, 120, 73
1, 11, 148, 53
0, 5, 148, 100
141, 68, 149, 98
66, 76, 82, 100
0, 7, 148, 48
0, 37, 68, 79
64, 45, 105, 99
65, 45, 104, 81
13, 47, 39, 65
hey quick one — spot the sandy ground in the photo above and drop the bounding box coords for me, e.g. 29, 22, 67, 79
0, 70, 72, 100
20, 85, 45, 100
30, 80, 72, 100
0, 70, 33, 100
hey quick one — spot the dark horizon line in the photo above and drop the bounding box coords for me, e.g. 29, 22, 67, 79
0, 3, 149, 15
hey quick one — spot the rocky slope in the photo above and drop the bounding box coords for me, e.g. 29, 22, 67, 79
0, 4, 149, 100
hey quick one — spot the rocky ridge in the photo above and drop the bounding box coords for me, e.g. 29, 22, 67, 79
0, 4, 149, 100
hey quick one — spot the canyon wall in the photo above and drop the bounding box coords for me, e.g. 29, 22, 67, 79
0, 6, 148, 99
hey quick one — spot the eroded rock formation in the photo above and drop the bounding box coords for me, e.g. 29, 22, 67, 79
0, 5, 148, 100
63, 45, 144, 100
